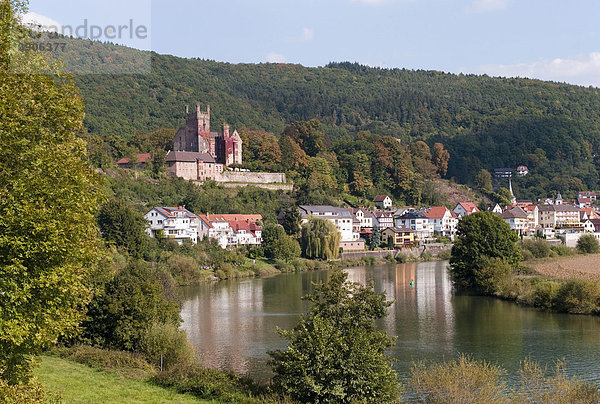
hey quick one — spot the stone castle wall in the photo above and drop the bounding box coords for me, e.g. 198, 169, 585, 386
214, 171, 287, 184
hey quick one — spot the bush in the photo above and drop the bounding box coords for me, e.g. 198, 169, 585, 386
50, 345, 154, 379
152, 363, 266, 403
553, 280, 600, 314
395, 253, 407, 263
577, 234, 600, 254
522, 239, 551, 259
531, 281, 560, 309
140, 322, 195, 371
0, 379, 56, 404
473, 257, 513, 295
409, 355, 508, 404
436, 249, 452, 260
521, 249, 534, 261
166, 254, 201, 284
551, 244, 577, 256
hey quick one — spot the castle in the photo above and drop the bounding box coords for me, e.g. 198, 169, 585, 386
166, 103, 290, 189
173, 104, 242, 166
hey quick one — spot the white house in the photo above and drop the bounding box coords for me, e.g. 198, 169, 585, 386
426, 207, 458, 238
298, 205, 355, 242
501, 206, 528, 234
145, 207, 199, 244
373, 195, 393, 210
351, 208, 374, 229
373, 210, 394, 230
198, 214, 263, 248
453, 202, 479, 218
394, 211, 434, 239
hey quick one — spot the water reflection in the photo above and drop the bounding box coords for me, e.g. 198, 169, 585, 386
181, 262, 600, 383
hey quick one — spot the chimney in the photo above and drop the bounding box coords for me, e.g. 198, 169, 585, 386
185, 105, 189, 114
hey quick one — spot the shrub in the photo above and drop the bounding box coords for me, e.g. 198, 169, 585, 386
0, 379, 56, 404
409, 355, 508, 404
551, 244, 577, 256
521, 249, 534, 261
515, 359, 600, 403
553, 280, 600, 314
140, 322, 195, 371
395, 253, 407, 263
152, 363, 266, 403
521, 239, 551, 259
50, 345, 154, 379
473, 257, 513, 295
577, 234, 600, 254
436, 249, 452, 260
531, 281, 560, 309
166, 254, 201, 284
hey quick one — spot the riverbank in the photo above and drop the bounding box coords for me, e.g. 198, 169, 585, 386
483, 253, 600, 315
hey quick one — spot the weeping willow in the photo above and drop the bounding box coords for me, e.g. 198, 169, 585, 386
301, 217, 341, 260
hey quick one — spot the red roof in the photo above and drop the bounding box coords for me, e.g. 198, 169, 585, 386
456, 202, 479, 214
426, 206, 450, 219
117, 153, 152, 165
373, 195, 389, 202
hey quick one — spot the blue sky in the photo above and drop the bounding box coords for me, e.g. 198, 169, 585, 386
24, 0, 600, 86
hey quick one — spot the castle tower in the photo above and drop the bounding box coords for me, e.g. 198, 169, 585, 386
174, 104, 210, 153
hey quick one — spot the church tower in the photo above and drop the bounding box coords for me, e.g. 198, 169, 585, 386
173, 104, 211, 153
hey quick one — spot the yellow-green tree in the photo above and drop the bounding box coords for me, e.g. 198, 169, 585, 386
0, 0, 103, 383
300, 217, 340, 260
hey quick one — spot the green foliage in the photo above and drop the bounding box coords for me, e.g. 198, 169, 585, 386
97, 198, 149, 258
450, 212, 521, 292
300, 217, 341, 260
521, 239, 551, 259
0, 0, 103, 384
80, 261, 181, 351
280, 207, 302, 236
577, 234, 600, 254
553, 280, 600, 314
140, 322, 195, 371
269, 268, 400, 403
0, 378, 55, 404
475, 169, 493, 193
552, 244, 578, 256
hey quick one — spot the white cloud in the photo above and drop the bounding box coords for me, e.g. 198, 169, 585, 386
266, 53, 286, 63
300, 28, 314, 42
468, 0, 508, 13
20, 12, 62, 32
467, 52, 600, 87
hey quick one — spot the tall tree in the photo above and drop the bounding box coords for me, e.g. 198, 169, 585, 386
300, 217, 341, 260
97, 199, 148, 258
269, 268, 400, 403
0, 0, 103, 383
432, 142, 450, 177
450, 212, 521, 293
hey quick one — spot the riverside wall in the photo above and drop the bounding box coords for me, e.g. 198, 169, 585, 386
341, 243, 452, 260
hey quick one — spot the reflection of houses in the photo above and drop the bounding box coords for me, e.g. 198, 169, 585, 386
381, 227, 415, 247
145, 206, 199, 244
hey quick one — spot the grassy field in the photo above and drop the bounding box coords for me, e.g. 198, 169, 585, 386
527, 253, 600, 280
35, 356, 212, 403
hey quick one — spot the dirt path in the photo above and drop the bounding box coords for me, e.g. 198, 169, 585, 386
527, 254, 600, 280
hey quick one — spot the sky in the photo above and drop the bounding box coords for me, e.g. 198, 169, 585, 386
23, 0, 600, 87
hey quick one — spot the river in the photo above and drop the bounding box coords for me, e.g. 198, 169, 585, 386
180, 261, 600, 383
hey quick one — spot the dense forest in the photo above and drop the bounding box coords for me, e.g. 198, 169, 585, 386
58, 38, 600, 200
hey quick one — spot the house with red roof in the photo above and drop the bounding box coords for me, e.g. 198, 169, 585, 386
116, 153, 153, 168
198, 214, 263, 248
453, 202, 479, 218
426, 207, 458, 238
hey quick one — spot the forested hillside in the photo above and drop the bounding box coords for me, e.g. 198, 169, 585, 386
60, 38, 600, 200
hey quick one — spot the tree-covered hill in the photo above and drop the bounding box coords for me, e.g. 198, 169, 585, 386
58, 38, 600, 197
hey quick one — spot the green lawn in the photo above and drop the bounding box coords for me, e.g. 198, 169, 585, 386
35, 356, 212, 403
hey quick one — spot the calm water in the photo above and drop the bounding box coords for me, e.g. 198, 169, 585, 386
180, 262, 600, 383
